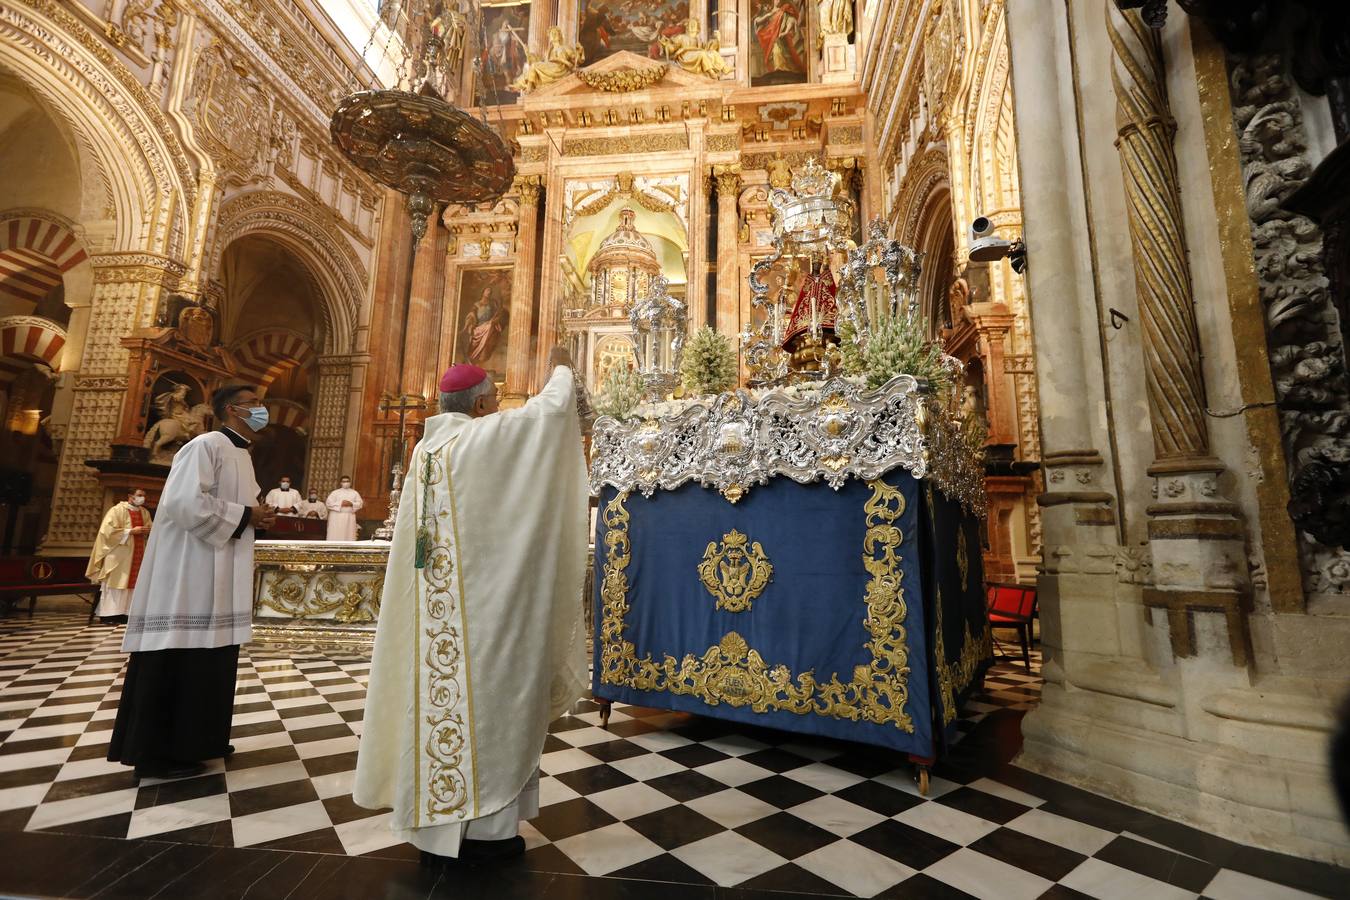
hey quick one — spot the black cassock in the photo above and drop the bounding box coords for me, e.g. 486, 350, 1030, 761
107, 645, 239, 766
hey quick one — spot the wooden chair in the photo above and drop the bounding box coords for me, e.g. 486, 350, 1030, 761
986, 581, 1038, 671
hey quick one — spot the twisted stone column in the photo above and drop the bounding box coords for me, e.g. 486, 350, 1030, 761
1107, 3, 1249, 665
1107, 5, 1212, 466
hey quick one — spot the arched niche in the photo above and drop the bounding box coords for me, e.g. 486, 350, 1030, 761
218, 234, 327, 495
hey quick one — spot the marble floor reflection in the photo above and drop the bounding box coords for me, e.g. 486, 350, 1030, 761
0, 607, 1344, 899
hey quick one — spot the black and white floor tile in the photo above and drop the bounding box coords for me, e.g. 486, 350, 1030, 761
0, 608, 1346, 899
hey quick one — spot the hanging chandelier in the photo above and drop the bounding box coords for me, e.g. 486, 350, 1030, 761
329, 0, 517, 242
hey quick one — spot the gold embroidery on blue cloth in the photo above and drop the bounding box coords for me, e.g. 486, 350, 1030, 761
698, 529, 774, 613
956, 527, 969, 592
416, 442, 470, 820
599, 481, 914, 731
930, 488, 992, 724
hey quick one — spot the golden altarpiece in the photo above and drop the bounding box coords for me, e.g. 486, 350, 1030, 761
353, 0, 1042, 586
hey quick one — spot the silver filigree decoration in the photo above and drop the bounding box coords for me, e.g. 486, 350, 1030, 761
589, 375, 986, 514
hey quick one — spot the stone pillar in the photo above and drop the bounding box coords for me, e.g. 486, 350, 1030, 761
506, 175, 543, 402
966, 304, 1017, 446
712, 164, 741, 339
403, 215, 448, 404
1005, 1, 1122, 683
1107, 5, 1250, 665
41, 266, 163, 554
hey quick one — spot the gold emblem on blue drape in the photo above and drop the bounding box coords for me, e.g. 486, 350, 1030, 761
698, 529, 774, 612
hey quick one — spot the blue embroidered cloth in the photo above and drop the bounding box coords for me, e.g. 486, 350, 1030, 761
592, 469, 990, 757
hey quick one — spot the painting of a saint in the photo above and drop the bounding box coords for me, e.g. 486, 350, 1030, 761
750, 0, 807, 86
577, 0, 689, 63
455, 268, 512, 376
477, 2, 531, 104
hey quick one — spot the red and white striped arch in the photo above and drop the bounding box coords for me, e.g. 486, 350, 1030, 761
231, 330, 315, 390
0, 217, 89, 308
264, 398, 309, 433
0, 316, 67, 386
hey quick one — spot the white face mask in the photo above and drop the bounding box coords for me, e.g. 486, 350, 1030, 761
131, 496, 145, 507
280, 482, 290, 489
340, 481, 351, 489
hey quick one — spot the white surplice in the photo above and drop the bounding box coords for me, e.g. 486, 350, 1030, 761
325, 488, 363, 540
296, 499, 328, 520
264, 486, 302, 513
123, 431, 259, 652
354, 366, 588, 855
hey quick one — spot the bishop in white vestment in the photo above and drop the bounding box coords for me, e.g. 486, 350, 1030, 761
354, 358, 588, 863
325, 478, 363, 540
108, 385, 276, 780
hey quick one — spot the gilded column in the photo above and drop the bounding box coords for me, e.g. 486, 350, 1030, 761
712, 164, 741, 339
1107, 4, 1250, 665
506, 175, 543, 401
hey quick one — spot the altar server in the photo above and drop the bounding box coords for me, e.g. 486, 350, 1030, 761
354, 350, 588, 864
107, 384, 276, 780
325, 476, 363, 541
264, 476, 301, 515
297, 489, 327, 520
85, 488, 153, 625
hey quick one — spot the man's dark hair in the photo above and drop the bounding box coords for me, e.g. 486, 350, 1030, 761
340, 475, 352, 482
211, 384, 256, 420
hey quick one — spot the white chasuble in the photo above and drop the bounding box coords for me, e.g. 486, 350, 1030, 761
354, 366, 589, 851
123, 431, 260, 652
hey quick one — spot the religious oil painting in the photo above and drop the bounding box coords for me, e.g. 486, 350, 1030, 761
749, 0, 808, 86
576, 0, 691, 64
453, 267, 513, 378
476, 0, 531, 105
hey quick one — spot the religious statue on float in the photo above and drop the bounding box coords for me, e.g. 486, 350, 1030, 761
510, 26, 584, 93
660, 19, 732, 79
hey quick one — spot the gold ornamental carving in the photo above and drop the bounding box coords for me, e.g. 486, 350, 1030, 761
513, 174, 543, 206
711, 164, 742, 198
258, 571, 384, 623
706, 133, 739, 153
599, 481, 914, 730
698, 529, 773, 613
562, 134, 688, 157
512, 27, 584, 93
576, 64, 666, 93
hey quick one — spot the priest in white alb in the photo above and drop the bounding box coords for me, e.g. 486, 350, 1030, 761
85, 488, 153, 625
108, 385, 276, 780
354, 349, 588, 864
325, 476, 363, 540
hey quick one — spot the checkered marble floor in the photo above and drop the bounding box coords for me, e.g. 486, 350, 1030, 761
1, 610, 1345, 900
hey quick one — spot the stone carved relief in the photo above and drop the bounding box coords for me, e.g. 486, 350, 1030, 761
1229, 54, 1350, 594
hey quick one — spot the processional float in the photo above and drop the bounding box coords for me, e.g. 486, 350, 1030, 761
587, 158, 990, 794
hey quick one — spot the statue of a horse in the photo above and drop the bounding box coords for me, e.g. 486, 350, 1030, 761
143, 402, 213, 463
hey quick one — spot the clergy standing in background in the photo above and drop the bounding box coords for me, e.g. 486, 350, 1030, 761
85, 488, 153, 625
108, 385, 276, 780
354, 349, 588, 865
264, 476, 301, 516
297, 489, 327, 520
325, 476, 363, 541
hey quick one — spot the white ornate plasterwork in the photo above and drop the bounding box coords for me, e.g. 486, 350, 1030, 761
0, 0, 193, 254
